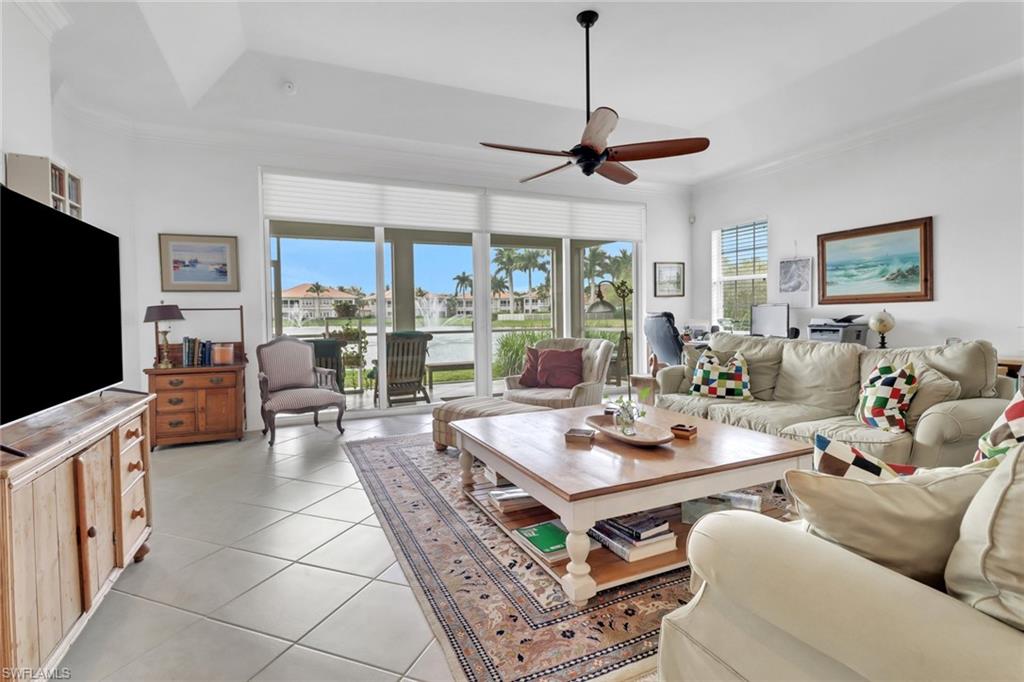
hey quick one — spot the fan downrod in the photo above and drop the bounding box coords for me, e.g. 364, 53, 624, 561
576, 10, 598, 29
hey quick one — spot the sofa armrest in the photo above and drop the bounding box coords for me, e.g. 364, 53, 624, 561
656, 365, 690, 395
687, 511, 1023, 682
995, 374, 1017, 400
912, 397, 1009, 468
569, 381, 604, 407
504, 375, 524, 390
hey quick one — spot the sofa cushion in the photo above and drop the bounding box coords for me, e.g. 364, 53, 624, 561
945, 445, 1024, 631
706, 400, 840, 436
905, 365, 961, 431
859, 340, 998, 399
781, 416, 914, 463
708, 332, 785, 400
504, 387, 573, 409
856, 362, 919, 433
656, 393, 722, 418
689, 350, 753, 400
774, 340, 863, 414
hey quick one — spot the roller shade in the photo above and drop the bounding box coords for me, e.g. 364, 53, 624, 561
262, 171, 482, 232
487, 192, 645, 241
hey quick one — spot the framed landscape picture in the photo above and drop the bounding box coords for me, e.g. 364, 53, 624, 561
654, 262, 685, 297
159, 234, 240, 292
817, 217, 932, 304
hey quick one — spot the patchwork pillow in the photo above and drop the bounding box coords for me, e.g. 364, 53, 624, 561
857, 362, 919, 432
689, 350, 752, 400
812, 434, 916, 481
974, 386, 1024, 462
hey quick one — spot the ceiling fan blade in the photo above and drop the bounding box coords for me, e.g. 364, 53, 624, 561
596, 161, 638, 185
480, 142, 572, 157
580, 106, 618, 152
607, 137, 710, 162
519, 162, 574, 183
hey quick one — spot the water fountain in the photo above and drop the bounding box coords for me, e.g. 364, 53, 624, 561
415, 295, 446, 329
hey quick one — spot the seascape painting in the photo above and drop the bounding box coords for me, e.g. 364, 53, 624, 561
159, 234, 240, 292
817, 218, 932, 304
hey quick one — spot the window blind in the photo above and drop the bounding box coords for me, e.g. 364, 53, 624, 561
711, 220, 769, 332
487, 192, 645, 241
261, 172, 482, 232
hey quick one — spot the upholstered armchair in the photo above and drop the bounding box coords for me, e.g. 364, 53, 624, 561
504, 337, 615, 409
256, 336, 346, 445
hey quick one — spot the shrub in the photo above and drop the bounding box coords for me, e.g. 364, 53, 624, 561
493, 330, 552, 378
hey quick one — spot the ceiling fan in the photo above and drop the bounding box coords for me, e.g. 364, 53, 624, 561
481, 10, 710, 185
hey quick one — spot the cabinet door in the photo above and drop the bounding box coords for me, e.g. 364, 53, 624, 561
75, 437, 116, 611
199, 388, 236, 433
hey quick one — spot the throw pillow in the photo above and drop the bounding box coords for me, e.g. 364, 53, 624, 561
857, 362, 919, 432
974, 386, 1024, 461
945, 444, 1024, 631
785, 462, 992, 587
905, 365, 961, 431
536, 347, 584, 389
519, 347, 540, 387
812, 434, 915, 481
689, 350, 752, 400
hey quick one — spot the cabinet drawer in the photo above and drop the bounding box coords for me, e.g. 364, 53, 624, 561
155, 391, 196, 413
153, 373, 236, 390
117, 439, 146, 493
155, 413, 196, 435
120, 477, 148, 563
118, 415, 144, 446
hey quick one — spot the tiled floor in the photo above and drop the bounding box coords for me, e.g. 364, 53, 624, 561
60, 413, 455, 682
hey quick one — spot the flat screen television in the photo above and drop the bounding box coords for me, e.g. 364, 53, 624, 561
1, 185, 123, 426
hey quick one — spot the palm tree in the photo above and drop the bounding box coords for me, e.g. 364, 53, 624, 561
306, 282, 327, 319
453, 271, 473, 315
490, 274, 510, 312
347, 285, 367, 318
415, 287, 428, 299
517, 249, 545, 295
492, 247, 520, 313
610, 248, 633, 281
583, 248, 611, 301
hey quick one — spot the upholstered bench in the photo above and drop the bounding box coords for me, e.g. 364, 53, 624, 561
432, 396, 550, 451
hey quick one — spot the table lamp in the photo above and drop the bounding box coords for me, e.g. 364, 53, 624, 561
144, 303, 185, 368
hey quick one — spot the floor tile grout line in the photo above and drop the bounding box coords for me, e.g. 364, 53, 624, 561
404, 637, 442, 678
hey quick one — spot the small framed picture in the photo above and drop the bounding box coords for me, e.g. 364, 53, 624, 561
654, 262, 685, 297
159, 234, 240, 292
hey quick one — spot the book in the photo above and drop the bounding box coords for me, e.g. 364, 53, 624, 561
605, 512, 671, 540
488, 487, 543, 513
712, 490, 766, 512
483, 466, 510, 486
594, 520, 675, 548
680, 497, 733, 525
588, 525, 677, 562
515, 520, 598, 564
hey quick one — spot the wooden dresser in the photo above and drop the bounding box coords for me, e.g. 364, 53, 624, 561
0, 391, 155, 672
143, 364, 246, 448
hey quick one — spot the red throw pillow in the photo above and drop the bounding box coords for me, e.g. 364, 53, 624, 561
537, 348, 584, 389
519, 347, 541, 387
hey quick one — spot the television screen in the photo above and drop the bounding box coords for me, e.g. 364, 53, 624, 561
1, 185, 123, 426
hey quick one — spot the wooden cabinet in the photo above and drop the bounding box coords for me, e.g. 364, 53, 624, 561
144, 365, 245, 448
0, 392, 154, 673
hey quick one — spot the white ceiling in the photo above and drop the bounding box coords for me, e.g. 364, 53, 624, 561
49, 1, 1023, 187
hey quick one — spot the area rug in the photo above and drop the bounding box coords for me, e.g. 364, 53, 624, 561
345, 433, 789, 682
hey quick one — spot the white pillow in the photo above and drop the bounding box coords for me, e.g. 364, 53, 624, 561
945, 445, 1024, 630
905, 365, 961, 430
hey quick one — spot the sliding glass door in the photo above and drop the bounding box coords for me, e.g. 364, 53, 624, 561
572, 239, 636, 389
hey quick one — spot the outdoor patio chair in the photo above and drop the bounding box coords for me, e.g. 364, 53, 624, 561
373, 331, 434, 407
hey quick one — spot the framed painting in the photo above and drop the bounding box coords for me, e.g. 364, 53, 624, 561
817, 217, 932, 304
654, 262, 685, 297
778, 256, 813, 308
159, 234, 240, 292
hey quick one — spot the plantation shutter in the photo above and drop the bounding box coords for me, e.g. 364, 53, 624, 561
712, 220, 769, 332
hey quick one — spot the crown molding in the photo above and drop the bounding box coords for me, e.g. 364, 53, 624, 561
13, 1, 71, 42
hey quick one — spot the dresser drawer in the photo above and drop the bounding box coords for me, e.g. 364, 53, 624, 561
120, 477, 148, 563
117, 440, 146, 493
153, 372, 236, 391
155, 391, 196, 413
118, 415, 144, 446
155, 413, 196, 436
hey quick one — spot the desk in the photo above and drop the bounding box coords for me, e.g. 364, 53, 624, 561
425, 360, 475, 390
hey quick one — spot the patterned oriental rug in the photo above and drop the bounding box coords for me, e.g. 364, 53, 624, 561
345, 433, 789, 682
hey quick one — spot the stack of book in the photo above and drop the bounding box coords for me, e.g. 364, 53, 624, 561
515, 519, 599, 564
181, 337, 215, 367
588, 510, 678, 562
487, 487, 543, 514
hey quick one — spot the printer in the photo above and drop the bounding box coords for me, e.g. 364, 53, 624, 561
807, 315, 868, 344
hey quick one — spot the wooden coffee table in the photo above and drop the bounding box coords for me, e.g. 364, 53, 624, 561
452, 405, 813, 606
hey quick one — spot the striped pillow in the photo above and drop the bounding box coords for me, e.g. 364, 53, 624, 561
689, 350, 752, 400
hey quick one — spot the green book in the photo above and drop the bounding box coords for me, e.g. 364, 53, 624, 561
516, 520, 567, 554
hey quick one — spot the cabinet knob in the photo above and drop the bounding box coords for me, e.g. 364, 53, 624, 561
168, 397, 184, 406
209, 376, 224, 385
127, 460, 143, 473
169, 420, 184, 428
87, 526, 97, 538
125, 428, 141, 440
131, 507, 146, 520
169, 378, 184, 387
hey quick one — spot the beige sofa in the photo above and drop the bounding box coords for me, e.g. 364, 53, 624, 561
656, 333, 1014, 467
504, 337, 614, 409
658, 511, 1024, 681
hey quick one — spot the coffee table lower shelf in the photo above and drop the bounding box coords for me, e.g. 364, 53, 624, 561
465, 483, 693, 592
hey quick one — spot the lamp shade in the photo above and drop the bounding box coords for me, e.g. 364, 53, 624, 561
586, 299, 616, 314
144, 304, 185, 323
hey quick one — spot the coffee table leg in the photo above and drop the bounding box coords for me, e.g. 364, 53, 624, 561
459, 448, 474, 487
562, 521, 598, 607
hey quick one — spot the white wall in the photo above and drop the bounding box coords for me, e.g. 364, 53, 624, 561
690, 78, 1024, 354
1, 3, 54, 160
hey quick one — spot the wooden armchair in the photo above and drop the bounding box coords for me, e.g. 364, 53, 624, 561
373, 331, 433, 407
256, 336, 346, 445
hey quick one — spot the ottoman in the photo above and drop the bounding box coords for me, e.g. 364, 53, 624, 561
432, 396, 551, 451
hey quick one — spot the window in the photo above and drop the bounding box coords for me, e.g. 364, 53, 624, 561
711, 220, 768, 333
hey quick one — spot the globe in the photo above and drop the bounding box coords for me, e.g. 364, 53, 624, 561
869, 310, 896, 334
